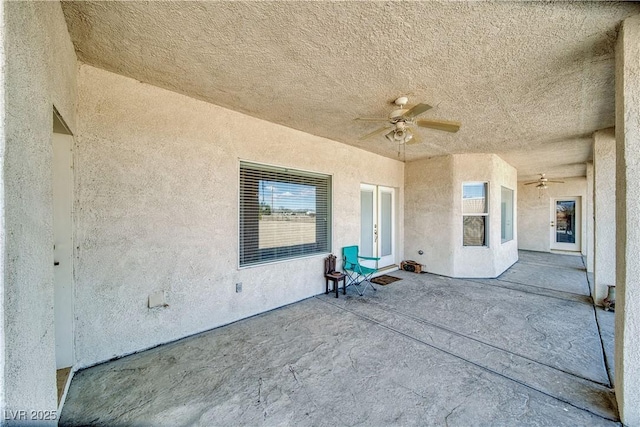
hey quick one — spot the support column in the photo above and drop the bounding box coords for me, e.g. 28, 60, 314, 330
615, 14, 640, 427
586, 161, 594, 275
593, 129, 616, 305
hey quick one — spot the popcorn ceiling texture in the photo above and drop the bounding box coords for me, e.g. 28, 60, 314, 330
60, 1, 640, 180
73, 64, 404, 368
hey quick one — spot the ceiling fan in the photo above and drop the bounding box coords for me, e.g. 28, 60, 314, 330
355, 96, 461, 145
524, 174, 564, 189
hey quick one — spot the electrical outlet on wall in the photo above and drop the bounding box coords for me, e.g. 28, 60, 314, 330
148, 290, 168, 308
236, 282, 242, 293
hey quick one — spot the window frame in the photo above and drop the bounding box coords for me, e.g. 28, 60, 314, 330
238, 161, 332, 268
462, 181, 489, 247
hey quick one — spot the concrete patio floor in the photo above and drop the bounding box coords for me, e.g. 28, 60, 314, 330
60, 251, 616, 426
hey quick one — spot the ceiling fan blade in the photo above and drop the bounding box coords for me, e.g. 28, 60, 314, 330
359, 126, 391, 140
523, 182, 538, 185
416, 119, 461, 133
547, 180, 565, 184
403, 103, 432, 118
355, 117, 389, 122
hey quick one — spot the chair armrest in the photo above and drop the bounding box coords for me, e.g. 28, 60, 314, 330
358, 255, 380, 261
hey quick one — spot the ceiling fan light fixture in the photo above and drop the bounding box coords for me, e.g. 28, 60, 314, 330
394, 129, 406, 141
404, 129, 414, 143
385, 130, 395, 142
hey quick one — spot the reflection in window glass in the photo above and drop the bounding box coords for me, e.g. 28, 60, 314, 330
258, 180, 316, 249
556, 201, 576, 244
239, 162, 331, 267
463, 183, 487, 214
463, 182, 488, 246
501, 187, 514, 243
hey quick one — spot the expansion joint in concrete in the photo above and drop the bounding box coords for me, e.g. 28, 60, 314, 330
315, 296, 618, 423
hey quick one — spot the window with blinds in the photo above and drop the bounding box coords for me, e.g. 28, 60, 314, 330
239, 162, 331, 267
463, 182, 488, 246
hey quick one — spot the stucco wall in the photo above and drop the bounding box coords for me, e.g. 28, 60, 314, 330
615, 14, 640, 426
451, 154, 518, 278
586, 162, 594, 274
593, 128, 616, 305
74, 64, 404, 368
2, 1, 77, 420
518, 177, 587, 254
404, 154, 518, 278
0, 0, 5, 416
404, 156, 455, 276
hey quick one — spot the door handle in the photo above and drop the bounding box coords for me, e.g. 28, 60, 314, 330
54, 261, 60, 266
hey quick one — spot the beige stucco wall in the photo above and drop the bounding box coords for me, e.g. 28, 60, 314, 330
452, 154, 518, 278
2, 1, 77, 420
615, 13, 640, 426
518, 177, 587, 255
593, 128, 616, 305
1, 0, 5, 415
405, 154, 517, 278
404, 156, 455, 276
586, 162, 594, 274
74, 64, 404, 368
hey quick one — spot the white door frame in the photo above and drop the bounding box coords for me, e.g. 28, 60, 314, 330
360, 184, 395, 269
550, 196, 581, 252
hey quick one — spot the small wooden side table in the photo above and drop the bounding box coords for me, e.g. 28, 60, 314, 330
325, 271, 347, 298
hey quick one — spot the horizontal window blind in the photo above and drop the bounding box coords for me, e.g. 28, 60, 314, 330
463, 216, 486, 246
239, 162, 331, 267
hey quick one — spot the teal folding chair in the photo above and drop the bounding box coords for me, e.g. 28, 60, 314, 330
342, 245, 380, 296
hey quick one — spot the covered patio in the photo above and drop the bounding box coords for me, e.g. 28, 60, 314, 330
60, 251, 615, 426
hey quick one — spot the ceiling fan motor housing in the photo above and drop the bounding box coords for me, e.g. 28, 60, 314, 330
394, 96, 409, 107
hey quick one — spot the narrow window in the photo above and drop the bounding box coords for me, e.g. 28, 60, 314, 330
501, 186, 514, 243
463, 182, 488, 246
239, 162, 331, 267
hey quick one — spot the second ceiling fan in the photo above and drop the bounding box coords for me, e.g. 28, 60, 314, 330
356, 96, 461, 145
524, 174, 565, 189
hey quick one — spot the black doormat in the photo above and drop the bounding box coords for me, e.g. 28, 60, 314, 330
370, 275, 402, 286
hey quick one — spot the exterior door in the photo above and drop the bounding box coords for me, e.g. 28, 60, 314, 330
53, 131, 74, 369
550, 197, 581, 252
360, 184, 395, 268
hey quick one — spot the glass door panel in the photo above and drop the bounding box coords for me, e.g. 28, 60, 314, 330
360, 184, 395, 268
360, 187, 375, 258
550, 197, 581, 251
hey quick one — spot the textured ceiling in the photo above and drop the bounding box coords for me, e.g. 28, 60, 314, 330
61, 1, 640, 181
